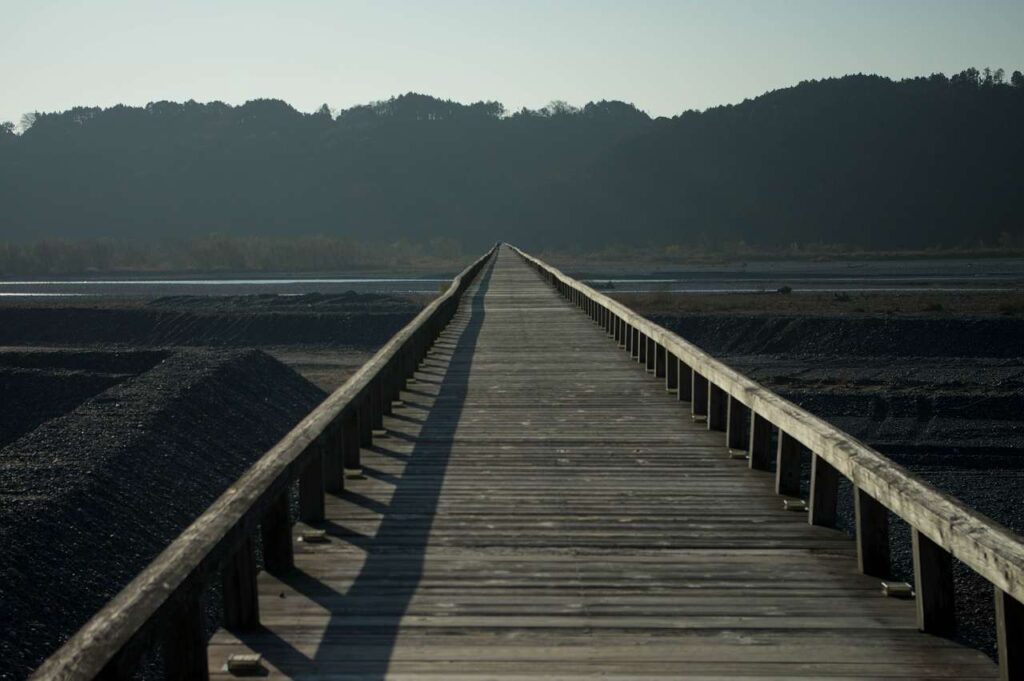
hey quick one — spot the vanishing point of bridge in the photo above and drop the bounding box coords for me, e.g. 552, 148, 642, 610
35, 245, 1023, 680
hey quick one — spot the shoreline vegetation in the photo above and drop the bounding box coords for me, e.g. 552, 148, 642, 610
2, 235, 1024, 278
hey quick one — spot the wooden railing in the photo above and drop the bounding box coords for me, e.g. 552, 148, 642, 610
31, 246, 497, 681
510, 244, 1024, 680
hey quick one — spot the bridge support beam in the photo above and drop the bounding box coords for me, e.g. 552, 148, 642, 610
726, 397, 750, 450
298, 447, 325, 523
222, 537, 260, 631
677, 360, 692, 401
996, 588, 1024, 681
775, 432, 802, 497
665, 352, 678, 392
748, 413, 773, 471
163, 598, 208, 681
342, 410, 362, 471
691, 371, 708, 418
913, 529, 956, 636
855, 488, 890, 577
324, 426, 345, 493
809, 453, 840, 527
707, 383, 727, 431
261, 491, 294, 576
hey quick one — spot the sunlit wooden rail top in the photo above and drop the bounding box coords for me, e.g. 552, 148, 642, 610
33, 244, 1022, 680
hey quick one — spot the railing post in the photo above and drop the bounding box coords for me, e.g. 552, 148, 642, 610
691, 371, 708, 418
370, 379, 385, 430
665, 352, 678, 392
637, 332, 646, 363
726, 397, 749, 450
163, 598, 208, 681
748, 412, 772, 470
707, 383, 727, 431
775, 431, 802, 497
261, 491, 294, 576
855, 488, 890, 577
323, 426, 345, 493
358, 396, 373, 447
808, 453, 840, 527
632, 328, 640, 358
654, 344, 666, 378
342, 409, 362, 471
996, 588, 1023, 681
624, 324, 633, 353
677, 360, 692, 402
298, 443, 325, 523
645, 337, 656, 372
222, 536, 260, 631
912, 529, 956, 635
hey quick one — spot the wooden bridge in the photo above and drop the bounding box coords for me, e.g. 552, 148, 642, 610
34, 245, 1023, 680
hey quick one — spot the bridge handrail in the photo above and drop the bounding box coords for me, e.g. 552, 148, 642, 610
510, 244, 1023, 674
31, 245, 498, 681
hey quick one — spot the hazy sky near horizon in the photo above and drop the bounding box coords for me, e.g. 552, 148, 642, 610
2, 0, 1023, 126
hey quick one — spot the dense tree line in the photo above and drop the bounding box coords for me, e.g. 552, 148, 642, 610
1, 69, 1022, 261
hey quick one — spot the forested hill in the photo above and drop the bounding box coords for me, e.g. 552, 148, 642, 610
2, 68, 1022, 252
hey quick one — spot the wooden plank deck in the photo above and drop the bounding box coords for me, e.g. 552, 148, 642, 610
207, 246, 996, 679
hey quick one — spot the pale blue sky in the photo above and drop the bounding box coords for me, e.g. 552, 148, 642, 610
2, 0, 1022, 125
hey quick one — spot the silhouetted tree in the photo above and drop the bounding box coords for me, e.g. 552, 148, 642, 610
0, 71, 1021, 254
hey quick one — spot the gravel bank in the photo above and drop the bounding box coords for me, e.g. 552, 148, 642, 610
0, 350, 324, 679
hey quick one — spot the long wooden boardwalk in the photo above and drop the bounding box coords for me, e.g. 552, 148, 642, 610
206, 246, 995, 679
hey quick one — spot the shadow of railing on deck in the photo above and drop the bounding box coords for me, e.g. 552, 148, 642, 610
237, 256, 495, 678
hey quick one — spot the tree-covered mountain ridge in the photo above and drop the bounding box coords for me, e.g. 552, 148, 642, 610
2, 67, 1022, 253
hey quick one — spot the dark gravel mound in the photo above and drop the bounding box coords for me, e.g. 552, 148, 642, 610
0, 351, 169, 448
0, 350, 325, 679
0, 306, 416, 348
148, 291, 420, 313
651, 314, 1024, 358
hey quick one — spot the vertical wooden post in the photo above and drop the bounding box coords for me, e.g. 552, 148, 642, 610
342, 410, 362, 470
808, 453, 840, 527
912, 529, 956, 635
691, 371, 709, 418
707, 383, 727, 431
261, 491, 294, 576
726, 397, 749, 450
632, 328, 641, 358
163, 598, 208, 681
624, 324, 633, 352
617, 319, 625, 347
775, 432, 802, 497
379, 366, 393, 417
677, 360, 692, 402
855, 488, 890, 577
645, 337, 656, 372
370, 380, 384, 430
665, 352, 678, 392
298, 446, 325, 523
358, 399, 373, 447
222, 536, 260, 631
748, 413, 772, 471
996, 588, 1023, 681
323, 427, 345, 493
637, 332, 647, 363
